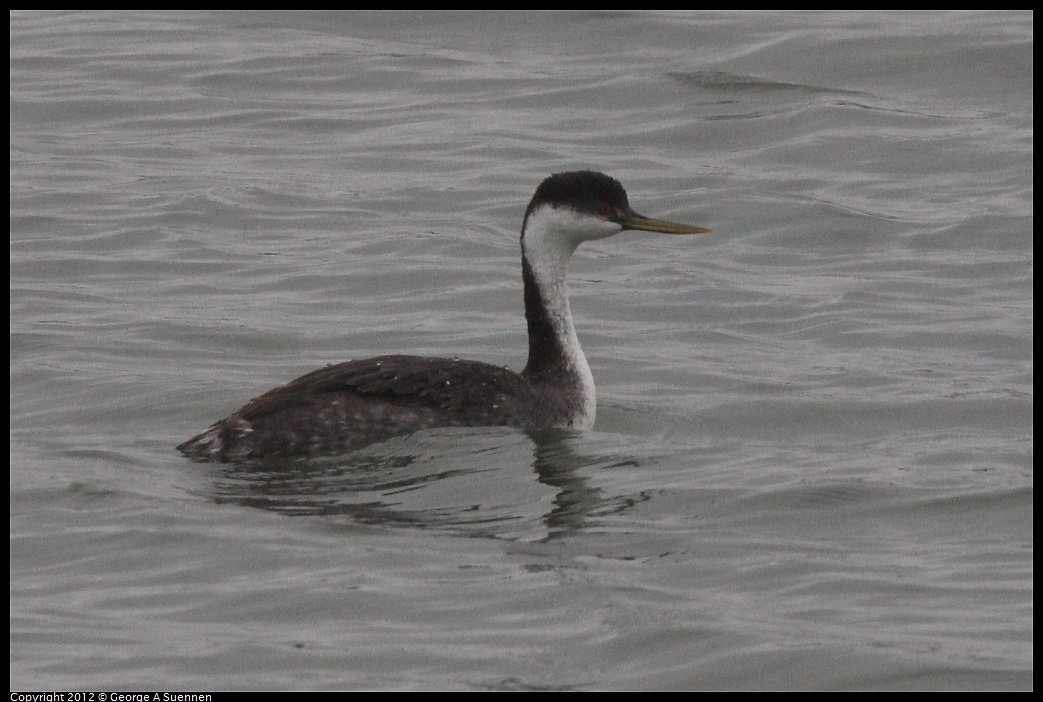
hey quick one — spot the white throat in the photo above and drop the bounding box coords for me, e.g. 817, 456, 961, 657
520, 205, 624, 428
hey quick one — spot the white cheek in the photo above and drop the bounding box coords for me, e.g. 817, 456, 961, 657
524, 206, 623, 252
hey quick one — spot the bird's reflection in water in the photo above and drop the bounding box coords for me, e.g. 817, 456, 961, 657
202, 427, 649, 541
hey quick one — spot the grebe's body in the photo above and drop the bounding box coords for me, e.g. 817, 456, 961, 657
178, 171, 708, 462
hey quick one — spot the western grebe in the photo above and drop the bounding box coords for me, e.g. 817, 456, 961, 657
178, 170, 710, 462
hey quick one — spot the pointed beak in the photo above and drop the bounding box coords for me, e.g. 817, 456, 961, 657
617, 210, 711, 235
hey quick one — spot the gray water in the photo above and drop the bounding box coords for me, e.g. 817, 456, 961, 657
10, 11, 1032, 690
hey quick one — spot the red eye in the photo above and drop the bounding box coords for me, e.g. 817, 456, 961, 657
597, 203, 614, 218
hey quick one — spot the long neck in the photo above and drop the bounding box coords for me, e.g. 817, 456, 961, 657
519, 220, 596, 427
